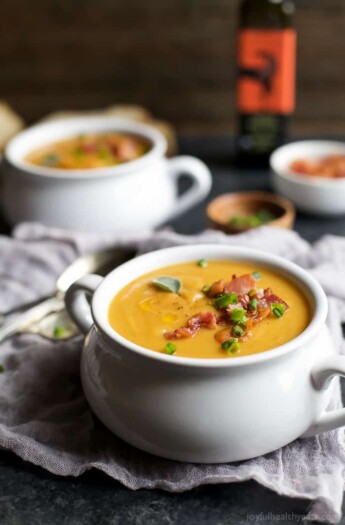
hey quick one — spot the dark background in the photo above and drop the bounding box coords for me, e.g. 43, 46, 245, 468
1, 0, 344, 135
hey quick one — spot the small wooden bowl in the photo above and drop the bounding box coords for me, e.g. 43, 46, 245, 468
207, 191, 295, 234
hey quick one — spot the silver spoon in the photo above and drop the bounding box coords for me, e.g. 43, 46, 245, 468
25, 309, 80, 341
0, 247, 135, 343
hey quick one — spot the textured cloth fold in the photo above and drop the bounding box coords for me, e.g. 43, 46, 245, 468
0, 222, 344, 523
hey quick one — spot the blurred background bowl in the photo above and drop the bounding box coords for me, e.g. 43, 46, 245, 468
270, 140, 345, 216
3, 116, 212, 232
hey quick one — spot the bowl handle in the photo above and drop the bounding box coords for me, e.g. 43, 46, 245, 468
165, 156, 212, 221
65, 274, 103, 334
302, 355, 345, 437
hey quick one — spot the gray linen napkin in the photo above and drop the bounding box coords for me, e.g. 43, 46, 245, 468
1, 222, 345, 524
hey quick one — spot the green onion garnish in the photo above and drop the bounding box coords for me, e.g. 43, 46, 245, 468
73, 147, 85, 158
271, 303, 285, 318
230, 342, 240, 354
202, 284, 210, 294
221, 339, 235, 350
256, 209, 276, 223
98, 148, 113, 160
249, 298, 258, 311
221, 339, 241, 354
53, 326, 65, 338
164, 342, 177, 355
0, 364, 5, 373
252, 271, 261, 280
197, 259, 208, 268
229, 209, 275, 228
214, 292, 238, 308
230, 308, 247, 323
232, 324, 245, 338
42, 153, 59, 166
229, 215, 244, 227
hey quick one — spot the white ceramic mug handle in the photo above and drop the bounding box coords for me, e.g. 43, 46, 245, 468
166, 156, 212, 221
65, 274, 103, 334
302, 355, 345, 437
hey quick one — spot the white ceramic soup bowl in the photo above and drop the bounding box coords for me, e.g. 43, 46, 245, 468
65, 244, 345, 464
3, 117, 212, 233
271, 140, 345, 216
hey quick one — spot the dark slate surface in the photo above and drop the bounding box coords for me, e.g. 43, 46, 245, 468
0, 136, 345, 525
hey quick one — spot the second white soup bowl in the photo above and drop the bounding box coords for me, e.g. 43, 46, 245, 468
3, 117, 212, 233
65, 244, 345, 463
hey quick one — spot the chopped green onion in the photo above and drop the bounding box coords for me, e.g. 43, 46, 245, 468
73, 147, 85, 157
98, 148, 114, 160
247, 215, 262, 227
231, 343, 241, 354
42, 153, 59, 166
214, 292, 238, 308
0, 364, 5, 373
152, 277, 182, 294
228, 209, 275, 228
271, 302, 285, 318
53, 326, 65, 338
232, 324, 245, 338
197, 259, 208, 268
221, 339, 235, 350
249, 298, 258, 311
230, 342, 240, 354
202, 284, 210, 294
252, 271, 261, 280
248, 289, 257, 297
221, 339, 241, 354
230, 308, 247, 323
256, 209, 275, 223
229, 215, 244, 226
164, 342, 177, 355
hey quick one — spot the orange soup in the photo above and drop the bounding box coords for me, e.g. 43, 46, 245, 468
290, 154, 345, 179
108, 260, 311, 359
26, 132, 150, 169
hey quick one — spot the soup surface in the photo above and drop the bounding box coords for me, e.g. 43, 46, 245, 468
108, 260, 311, 359
290, 154, 345, 179
26, 132, 150, 169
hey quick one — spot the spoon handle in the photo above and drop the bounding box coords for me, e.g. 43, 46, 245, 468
0, 296, 64, 343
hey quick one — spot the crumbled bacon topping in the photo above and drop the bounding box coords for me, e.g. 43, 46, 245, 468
223, 273, 257, 295
163, 273, 289, 350
208, 279, 225, 297
165, 311, 225, 340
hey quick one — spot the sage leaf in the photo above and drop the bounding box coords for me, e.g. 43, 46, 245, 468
152, 276, 182, 293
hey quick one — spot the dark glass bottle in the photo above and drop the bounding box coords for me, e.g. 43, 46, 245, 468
235, 0, 296, 167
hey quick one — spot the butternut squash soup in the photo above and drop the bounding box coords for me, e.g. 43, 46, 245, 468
26, 132, 150, 169
108, 260, 311, 359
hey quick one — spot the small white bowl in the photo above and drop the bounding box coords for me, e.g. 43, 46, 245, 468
270, 140, 345, 216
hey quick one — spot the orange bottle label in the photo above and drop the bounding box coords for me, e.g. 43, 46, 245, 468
237, 29, 296, 114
